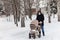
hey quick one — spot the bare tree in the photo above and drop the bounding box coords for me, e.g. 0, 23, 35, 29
20, 0, 25, 27
23, 0, 34, 19
12, 0, 21, 26
2, 0, 12, 16
19, 0, 34, 27
28, 0, 34, 19
1, 0, 42, 27
47, 1, 51, 23
36, 0, 40, 12
1, 0, 13, 22
57, 0, 60, 21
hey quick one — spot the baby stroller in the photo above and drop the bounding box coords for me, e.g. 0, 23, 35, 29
29, 20, 41, 39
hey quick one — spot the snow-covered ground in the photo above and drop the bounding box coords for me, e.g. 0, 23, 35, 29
0, 14, 60, 40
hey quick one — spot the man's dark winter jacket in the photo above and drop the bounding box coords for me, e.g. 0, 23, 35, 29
36, 13, 44, 26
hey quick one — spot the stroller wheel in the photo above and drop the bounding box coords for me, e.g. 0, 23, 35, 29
33, 33, 36, 39
38, 34, 41, 38
38, 31, 41, 38
29, 33, 31, 39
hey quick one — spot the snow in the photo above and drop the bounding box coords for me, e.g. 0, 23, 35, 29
0, 14, 60, 40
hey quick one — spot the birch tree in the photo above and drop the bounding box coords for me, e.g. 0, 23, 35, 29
20, 0, 25, 27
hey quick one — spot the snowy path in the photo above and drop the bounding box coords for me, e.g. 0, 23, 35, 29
0, 15, 60, 40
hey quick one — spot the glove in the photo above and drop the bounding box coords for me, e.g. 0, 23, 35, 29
40, 21, 42, 24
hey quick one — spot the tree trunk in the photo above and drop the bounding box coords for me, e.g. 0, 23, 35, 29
57, 1, 60, 21
21, 16, 25, 27
20, 0, 25, 27
48, 2, 51, 23
24, 0, 34, 19
48, 15, 51, 23
12, 0, 18, 26
53, 13, 55, 18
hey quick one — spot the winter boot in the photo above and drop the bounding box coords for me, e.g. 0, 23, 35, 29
43, 32, 45, 36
